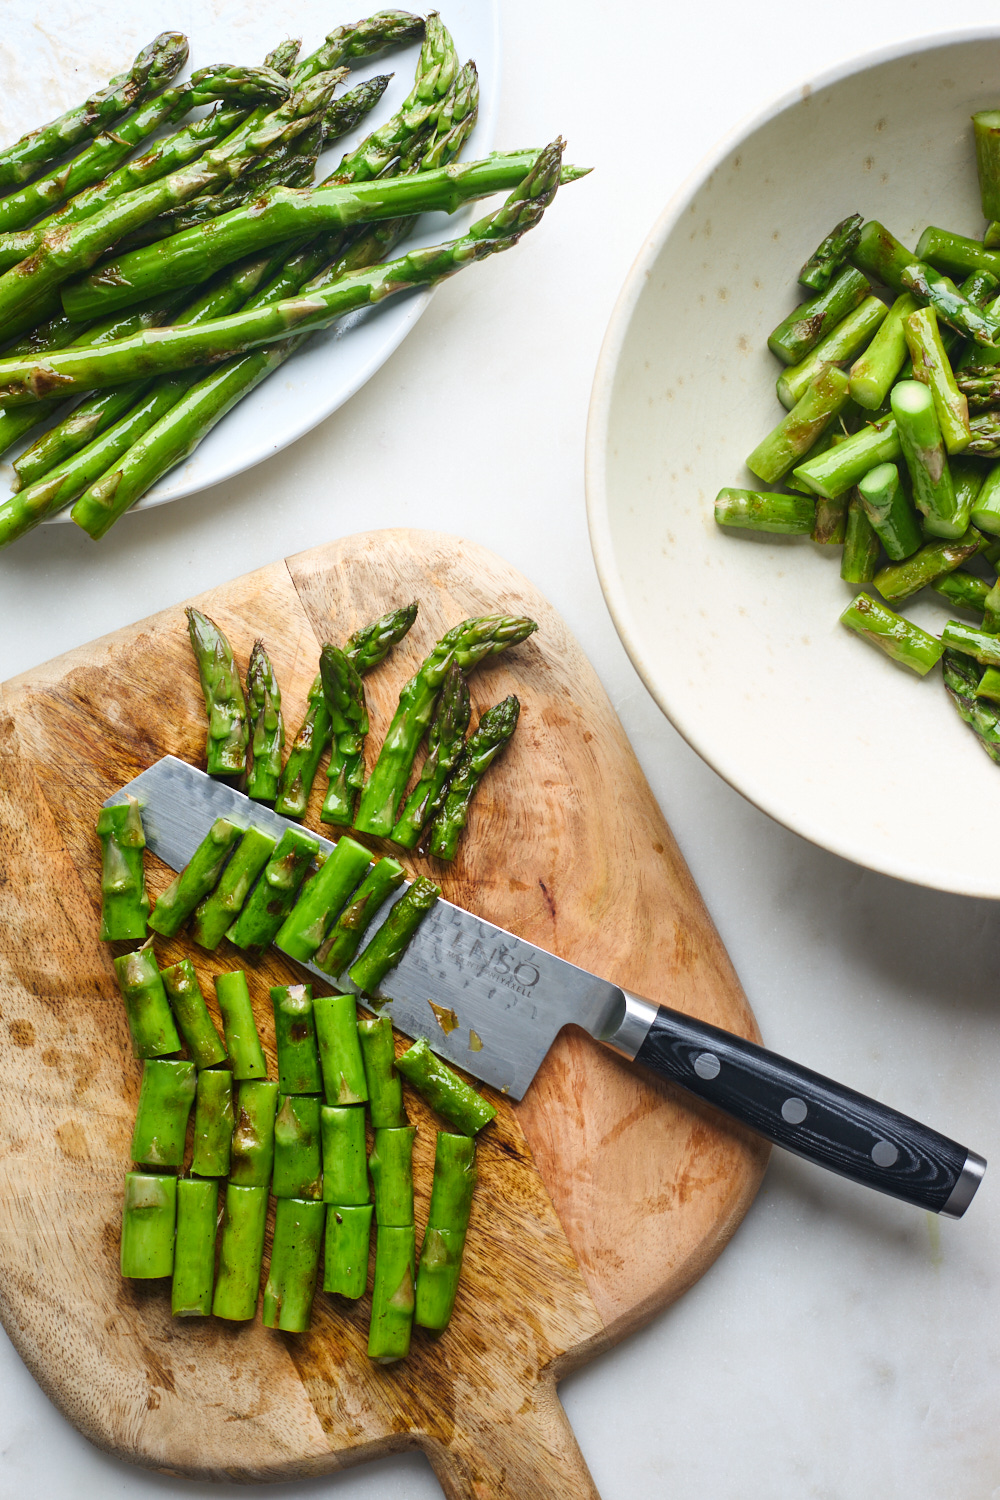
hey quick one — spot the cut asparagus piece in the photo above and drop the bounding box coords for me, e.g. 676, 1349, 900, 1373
943, 649, 1000, 762
767, 265, 870, 364
358, 1015, 407, 1129
314, 857, 406, 977
889, 381, 962, 538
369, 1125, 416, 1227
792, 417, 901, 499
355, 616, 537, 837
427, 697, 520, 862
215, 970, 266, 1079
148, 816, 242, 937
940, 620, 1000, 667
121, 1171, 176, 1278
225, 826, 319, 952
901, 262, 1000, 348
0, 34, 189, 189
171, 1177, 219, 1317
873, 529, 986, 604
321, 1105, 370, 1205
275, 835, 371, 964
114, 941, 181, 1058
392, 663, 470, 849
849, 293, 920, 409
904, 306, 971, 453
840, 593, 944, 676
96, 795, 149, 941
274, 674, 331, 820
777, 296, 889, 410
368, 1225, 416, 1362
271, 984, 322, 1096
230, 1080, 279, 1186
970, 463, 1000, 536
191, 826, 276, 950
157, 960, 227, 1068
714, 487, 814, 535
319, 643, 368, 826
746, 366, 851, 484
186, 608, 248, 777
245, 640, 284, 802
840, 495, 879, 585
799, 214, 863, 293
212, 1183, 268, 1320
130, 1059, 196, 1168
190, 1068, 234, 1177
974, 113, 1000, 221
812, 491, 849, 546
272, 1093, 323, 1200
851, 220, 918, 294
856, 461, 922, 560
262, 1197, 326, 1331
395, 1036, 497, 1134
913, 226, 1000, 285
931, 571, 990, 614
348, 877, 440, 994
324, 1203, 373, 1299
314, 993, 368, 1106
415, 1132, 477, 1331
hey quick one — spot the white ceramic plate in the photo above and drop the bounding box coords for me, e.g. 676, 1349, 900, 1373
586, 29, 1000, 900
0, 0, 498, 516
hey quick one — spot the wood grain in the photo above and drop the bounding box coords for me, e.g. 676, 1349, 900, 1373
0, 529, 767, 1495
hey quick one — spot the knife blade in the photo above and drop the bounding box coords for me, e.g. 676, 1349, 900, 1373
108, 755, 986, 1218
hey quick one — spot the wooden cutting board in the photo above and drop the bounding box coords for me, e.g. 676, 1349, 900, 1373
0, 529, 768, 1497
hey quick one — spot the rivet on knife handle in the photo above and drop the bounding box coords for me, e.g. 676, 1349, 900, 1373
604, 992, 985, 1217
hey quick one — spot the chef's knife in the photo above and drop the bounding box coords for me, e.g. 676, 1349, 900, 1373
108, 756, 986, 1218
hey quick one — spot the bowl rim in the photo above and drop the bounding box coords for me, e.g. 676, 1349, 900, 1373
585, 24, 1000, 895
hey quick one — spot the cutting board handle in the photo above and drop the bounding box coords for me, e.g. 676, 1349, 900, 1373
423, 1380, 600, 1500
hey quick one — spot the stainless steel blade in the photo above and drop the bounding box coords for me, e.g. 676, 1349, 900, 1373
108, 756, 626, 1099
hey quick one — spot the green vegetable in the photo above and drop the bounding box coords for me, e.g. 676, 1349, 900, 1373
314, 993, 368, 1107
274, 835, 370, 964
186, 608, 248, 777
215, 970, 266, 1080
415, 1132, 477, 1331
114, 942, 181, 1059
395, 1036, 497, 1135
213, 1183, 268, 1320
271, 984, 322, 1096
799, 214, 863, 293
320, 1105, 370, 1205
130, 1058, 196, 1169
358, 1015, 407, 1128
427, 697, 521, 862
158, 959, 227, 1068
230, 1080, 279, 1187
890, 380, 962, 538
96, 796, 149, 941
225, 826, 319, 952
323, 1203, 373, 1299
314, 857, 406, 977
245, 640, 284, 801
713, 487, 814, 535
746, 366, 851, 484
120, 1171, 176, 1278
369, 1126, 416, 1227
172, 1177, 219, 1316
190, 1068, 234, 1177
840, 593, 944, 676
190, 826, 275, 950
148, 816, 242, 937
262, 1198, 325, 1331
368, 1225, 416, 1362
767, 265, 870, 364
348, 877, 440, 994
272, 1093, 323, 1200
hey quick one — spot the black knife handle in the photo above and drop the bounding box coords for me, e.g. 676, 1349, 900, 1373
612, 995, 985, 1216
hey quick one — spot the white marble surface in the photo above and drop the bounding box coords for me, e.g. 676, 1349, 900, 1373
3, 1, 1000, 1495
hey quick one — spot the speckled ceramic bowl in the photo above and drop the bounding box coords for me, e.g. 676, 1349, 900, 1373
587, 30, 1000, 898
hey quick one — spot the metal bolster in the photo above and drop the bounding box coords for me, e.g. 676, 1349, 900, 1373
939, 1149, 987, 1219
603, 989, 658, 1062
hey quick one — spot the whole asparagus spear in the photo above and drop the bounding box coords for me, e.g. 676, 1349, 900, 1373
245, 640, 284, 802
0, 70, 344, 333
186, 607, 249, 776
0, 36, 189, 233
427, 695, 521, 861
57, 45, 477, 536
0, 34, 189, 189
292, 9, 425, 84
356, 615, 538, 837
60, 145, 587, 322
0, 65, 294, 277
